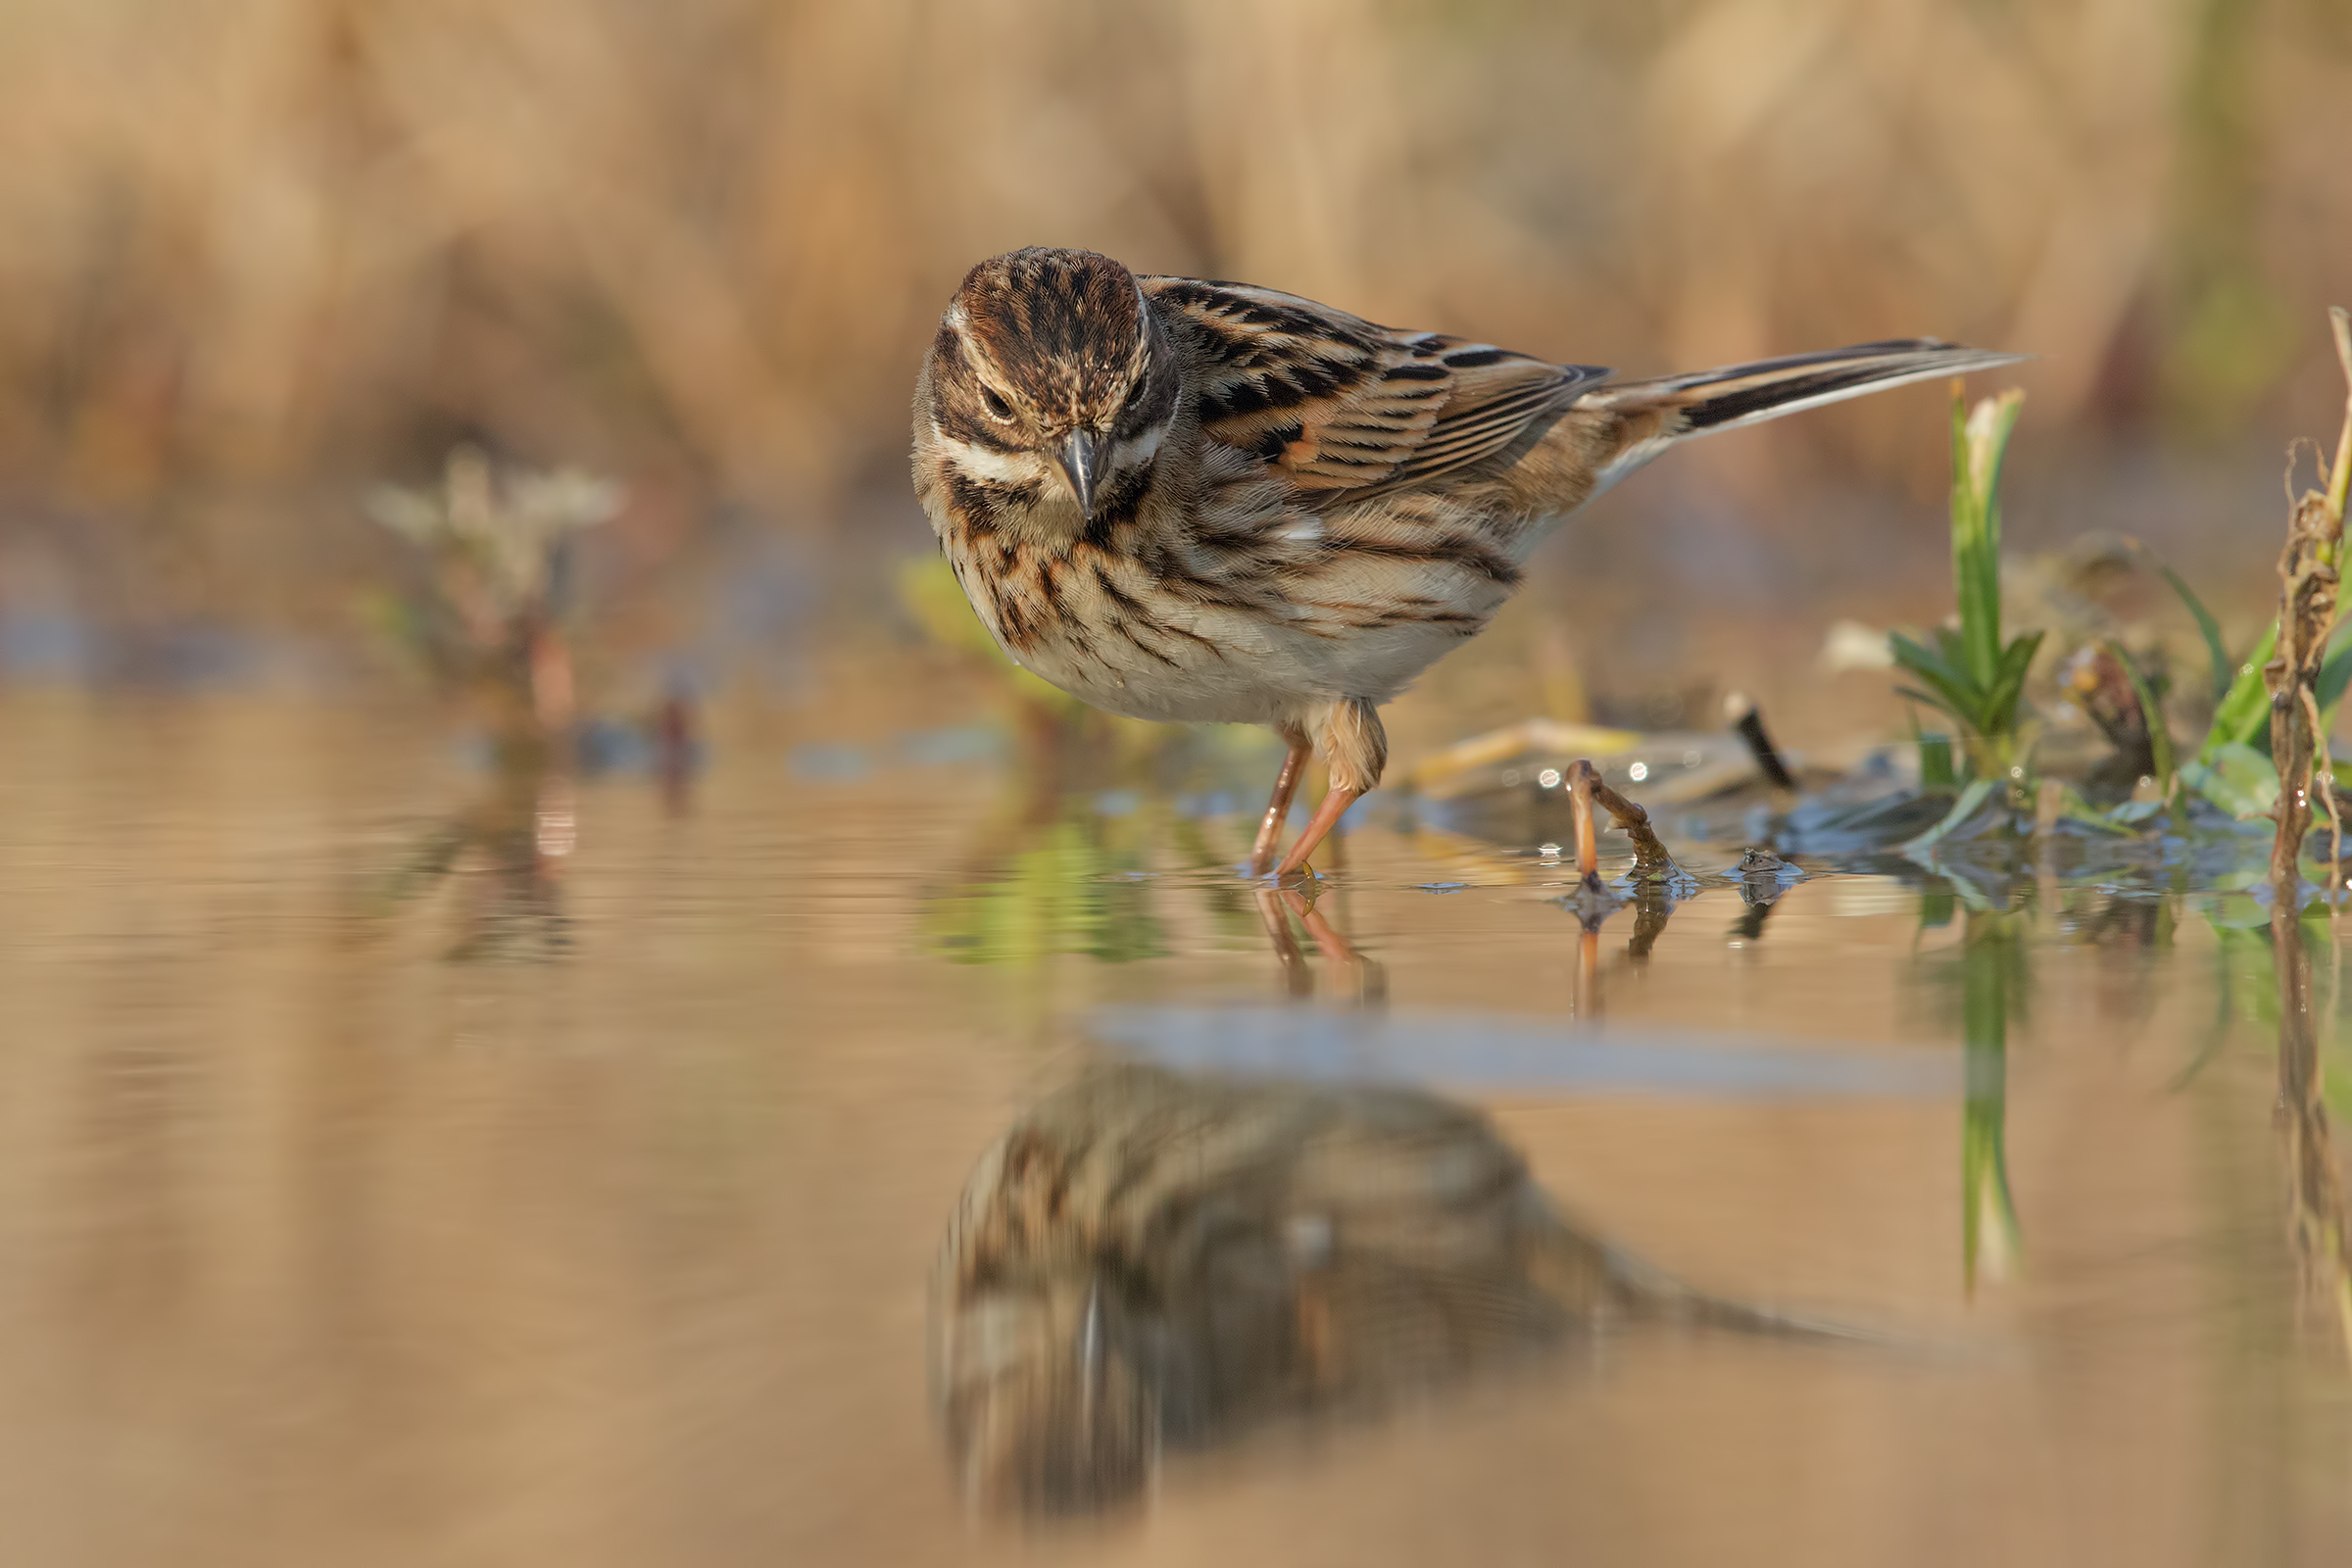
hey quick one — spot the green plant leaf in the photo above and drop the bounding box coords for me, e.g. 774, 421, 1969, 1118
1980, 630, 2046, 736
1911, 716, 1958, 790
1896, 686, 1971, 728
2129, 544, 2233, 705
2180, 741, 2281, 819
2047, 782, 2138, 835
2105, 640, 2176, 788
2199, 618, 2278, 760
1934, 623, 1973, 671
1905, 776, 2001, 852
1892, 629, 1970, 687
1952, 391, 2025, 694
2316, 624, 2352, 725
1891, 633, 1985, 730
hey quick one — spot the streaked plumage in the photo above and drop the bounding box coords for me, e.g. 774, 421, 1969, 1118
912, 247, 2022, 874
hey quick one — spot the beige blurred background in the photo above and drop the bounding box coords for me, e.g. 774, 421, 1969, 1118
1, 0, 2349, 674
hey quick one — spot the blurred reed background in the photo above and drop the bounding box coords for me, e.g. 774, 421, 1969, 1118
1, 0, 2348, 683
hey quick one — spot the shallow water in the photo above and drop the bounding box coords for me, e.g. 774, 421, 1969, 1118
3, 690, 2351, 1566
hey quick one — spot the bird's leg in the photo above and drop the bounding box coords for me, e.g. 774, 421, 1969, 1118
1272, 786, 1361, 877
1272, 699, 1384, 879
1249, 730, 1314, 875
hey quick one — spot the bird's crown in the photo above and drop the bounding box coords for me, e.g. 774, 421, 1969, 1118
942, 248, 1153, 432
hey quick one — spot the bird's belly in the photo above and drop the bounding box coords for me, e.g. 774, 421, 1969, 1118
1015, 609, 1483, 726
1014, 634, 1284, 724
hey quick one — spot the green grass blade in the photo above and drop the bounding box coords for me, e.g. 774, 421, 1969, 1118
2129, 544, 2232, 705
2105, 640, 2177, 787
1904, 776, 1999, 852
1896, 686, 1970, 727
1891, 632, 1985, 730
1891, 628, 1968, 687
2198, 617, 2279, 761
1908, 711, 1958, 790
2316, 624, 2352, 725
1952, 391, 2025, 695
1980, 630, 2046, 735
1935, 623, 1972, 668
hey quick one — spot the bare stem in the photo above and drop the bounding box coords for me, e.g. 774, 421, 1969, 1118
1569, 763, 1599, 878
2265, 307, 2352, 1359
1561, 761, 1689, 884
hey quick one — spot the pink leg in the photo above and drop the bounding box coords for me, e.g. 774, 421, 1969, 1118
1249, 737, 1313, 875
1272, 786, 1362, 878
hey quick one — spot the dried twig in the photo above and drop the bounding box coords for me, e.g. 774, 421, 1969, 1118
1561, 760, 1688, 885
2267, 307, 2352, 886
2265, 305, 2352, 1361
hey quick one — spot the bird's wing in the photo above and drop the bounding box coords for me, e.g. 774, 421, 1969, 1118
1141, 275, 1609, 497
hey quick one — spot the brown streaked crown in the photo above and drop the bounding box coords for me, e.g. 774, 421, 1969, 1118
930, 248, 1175, 449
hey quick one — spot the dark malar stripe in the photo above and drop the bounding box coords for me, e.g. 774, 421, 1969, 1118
941, 471, 1004, 539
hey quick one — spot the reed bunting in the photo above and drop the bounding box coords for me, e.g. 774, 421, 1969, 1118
912, 247, 2020, 876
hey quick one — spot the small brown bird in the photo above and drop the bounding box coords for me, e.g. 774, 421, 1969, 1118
912, 247, 2019, 875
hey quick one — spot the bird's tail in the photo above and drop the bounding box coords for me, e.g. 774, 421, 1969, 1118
1574, 338, 2027, 494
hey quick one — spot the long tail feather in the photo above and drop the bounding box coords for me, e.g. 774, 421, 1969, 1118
1575, 338, 2027, 493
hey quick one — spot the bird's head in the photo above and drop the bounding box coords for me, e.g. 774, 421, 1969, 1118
924, 248, 1178, 524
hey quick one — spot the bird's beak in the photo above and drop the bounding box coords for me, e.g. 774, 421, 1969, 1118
1055, 429, 1110, 518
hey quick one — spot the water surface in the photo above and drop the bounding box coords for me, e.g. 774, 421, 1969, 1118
2, 691, 2349, 1565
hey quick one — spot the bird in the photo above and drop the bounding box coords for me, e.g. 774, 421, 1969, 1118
911, 246, 2021, 877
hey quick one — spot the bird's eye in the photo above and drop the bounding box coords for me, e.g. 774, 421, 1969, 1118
981, 387, 1014, 421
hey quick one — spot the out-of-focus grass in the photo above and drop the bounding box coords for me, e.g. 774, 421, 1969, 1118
2, 0, 2349, 545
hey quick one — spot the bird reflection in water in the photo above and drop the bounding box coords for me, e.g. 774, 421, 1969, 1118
931, 1060, 1849, 1517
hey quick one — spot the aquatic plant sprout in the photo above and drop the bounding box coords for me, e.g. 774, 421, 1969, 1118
1890, 390, 2042, 787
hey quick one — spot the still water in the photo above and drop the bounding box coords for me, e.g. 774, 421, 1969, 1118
3, 690, 2350, 1565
